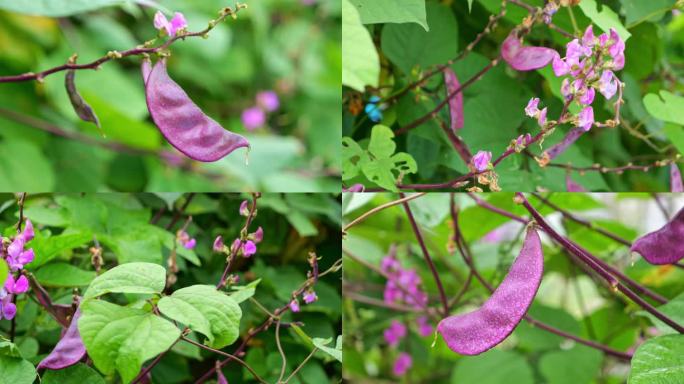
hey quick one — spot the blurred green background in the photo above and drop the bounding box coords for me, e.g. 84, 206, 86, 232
0, 0, 341, 192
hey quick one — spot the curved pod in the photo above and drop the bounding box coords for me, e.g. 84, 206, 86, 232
438, 227, 544, 355
145, 59, 249, 162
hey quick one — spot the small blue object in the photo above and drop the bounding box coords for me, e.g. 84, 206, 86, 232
365, 103, 383, 122
368, 95, 381, 104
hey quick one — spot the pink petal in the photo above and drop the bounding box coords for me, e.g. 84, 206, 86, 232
443, 68, 464, 132
13, 276, 28, 294
437, 228, 543, 355
153, 11, 168, 30
501, 34, 558, 71
145, 59, 250, 162
631, 207, 684, 265
169, 12, 187, 36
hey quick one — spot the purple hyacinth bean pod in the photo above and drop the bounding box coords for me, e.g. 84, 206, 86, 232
443, 68, 464, 132
37, 308, 86, 370
437, 227, 544, 355
144, 59, 250, 162
631, 207, 684, 265
501, 33, 558, 71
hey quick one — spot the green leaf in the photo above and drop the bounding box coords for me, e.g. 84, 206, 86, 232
451, 350, 534, 384
628, 335, 684, 384
0, 259, 7, 289
341, 137, 367, 181
620, 0, 673, 26
349, 0, 428, 30
0, 0, 162, 17
83, 262, 166, 301
342, 0, 380, 91
30, 231, 93, 268
0, 356, 36, 384
157, 285, 242, 349
643, 91, 684, 125
78, 300, 180, 384
539, 346, 603, 384
312, 336, 342, 363
381, 2, 459, 75
642, 292, 684, 335
42, 363, 106, 384
0, 338, 22, 358
578, 0, 631, 41
229, 279, 262, 303
664, 124, 684, 157
35, 262, 97, 287
360, 125, 417, 191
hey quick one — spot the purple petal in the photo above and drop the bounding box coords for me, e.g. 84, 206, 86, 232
37, 308, 86, 370
631, 208, 684, 265
141, 59, 153, 85
501, 34, 557, 71
437, 227, 543, 355
168, 12, 187, 36
443, 68, 464, 132
145, 59, 250, 162
153, 11, 168, 31
671, 164, 683, 193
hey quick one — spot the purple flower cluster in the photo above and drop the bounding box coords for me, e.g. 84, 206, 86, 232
1, 220, 35, 320
241, 91, 280, 131
471, 151, 492, 173
528, 26, 624, 133
381, 253, 427, 308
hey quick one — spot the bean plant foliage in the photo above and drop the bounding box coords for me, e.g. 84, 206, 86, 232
342, 192, 684, 383
0, 192, 342, 383
342, 0, 684, 192
0, 0, 341, 192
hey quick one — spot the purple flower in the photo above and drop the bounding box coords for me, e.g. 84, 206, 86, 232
241, 107, 266, 131
552, 55, 570, 76
213, 236, 224, 252
22, 220, 34, 242
416, 316, 433, 337
303, 291, 317, 304
6, 237, 33, 271
242, 240, 257, 257
183, 238, 196, 250
578, 87, 595, 105
393, 352, 412, 376
577, 106, 594, 131
252, 227, 263, 243
383, 320, 406, 347
289, 299, 300, 312
560, 78, 572, 101
240, 200, 252, 217
598, 70, 618, 100
582, 25, 595, 47
5, 274, 28, 294
256, 91, 280, 112
154, 11, 187, 37
565, 39, 591, 66
524, 98, 540, 117
472, 151, 492, 172
537, 107, 548, 127
0, 295, 16, 320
